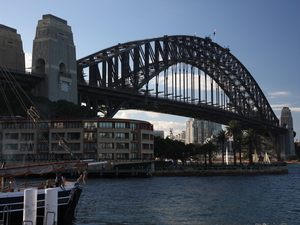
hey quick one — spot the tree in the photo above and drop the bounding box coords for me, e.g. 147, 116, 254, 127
243, 128, 258, 164
226, 120, 243, 165
154, 137, 194, 165
216, 130, 227, 165
197, 141, 219, 166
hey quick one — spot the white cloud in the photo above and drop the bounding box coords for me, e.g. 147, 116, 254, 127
150, 120, 185, 137
268, 91, 290, 98
144, 111, 162, 118
115, 110, 163, 119
115, 110, 140, 119
290, 107, 300, 112
271, 104, 290, 110
25, 52, 32, 72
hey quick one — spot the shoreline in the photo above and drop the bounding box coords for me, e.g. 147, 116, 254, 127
152, 166, 288, 177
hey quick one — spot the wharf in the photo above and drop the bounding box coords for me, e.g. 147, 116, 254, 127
153, 165, 288, 177
87, 168, 152, 178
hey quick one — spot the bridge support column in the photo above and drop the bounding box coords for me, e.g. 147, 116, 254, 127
0, 24, 25, 71
32, 14, 77, 103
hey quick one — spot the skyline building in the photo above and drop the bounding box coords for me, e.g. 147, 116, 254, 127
185, 118, 222, 145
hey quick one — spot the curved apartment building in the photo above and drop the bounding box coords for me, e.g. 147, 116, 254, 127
0, 117, 154, 162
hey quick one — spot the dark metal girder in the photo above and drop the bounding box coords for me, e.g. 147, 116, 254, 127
0, 67, 45, 90
77, 35, 281, 131
77, 83, 285, 133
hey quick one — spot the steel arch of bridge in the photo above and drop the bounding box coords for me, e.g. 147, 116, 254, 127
77, 35, 281, 131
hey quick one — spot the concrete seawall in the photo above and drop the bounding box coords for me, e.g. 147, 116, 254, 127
153, 166, 288, 177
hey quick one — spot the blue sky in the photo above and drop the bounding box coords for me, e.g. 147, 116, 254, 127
1, 0, 300, 140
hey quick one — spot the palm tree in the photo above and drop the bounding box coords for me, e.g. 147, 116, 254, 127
243, 128, 258, 165
226, 120, 243, 165
198, 141, 219, 166
216, 130, 227, 165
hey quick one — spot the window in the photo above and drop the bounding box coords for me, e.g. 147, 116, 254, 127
116, 132, 128, 139
5, 133, 18, 140
37, 154, 49, 160
99, 143, 114, 149
38, 122, 50, 130
68, 122, 81, 128
7, 123, 18, 129
84, 132, 97, 141
150, 144, 154, 150
99, 122, 113, 128
84, 122, 97, 130
37, 143, 49, 152
21, 133, 34, 141
116, 153, 127, 159
130, 133, 138, 141
84, 153, 96, 160
130, 123, 137, 131
38, 133, 49, 141
69, 143, 80, 151
52, 143, 64, 151
115, 122, 126, 129
131, 143, 138, 151
99, 153, 113, 159
5, 144, 18, 150
142, 144, 150, 150
53, 122, 65, 129
22, 123, 35, 129
20, 143, 34, 151
142, 134, 149, 140
116, 143, 128, 150
67, 132, 81, 140
52, 133, 65, 140
131, 153, 138, 159
99, 132, 113, 138
83, 143, 97, 151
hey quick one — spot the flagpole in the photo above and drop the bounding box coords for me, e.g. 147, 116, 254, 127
213, 29, 217, 42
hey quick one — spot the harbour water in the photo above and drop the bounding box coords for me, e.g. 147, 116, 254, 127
71, 164, 300, 225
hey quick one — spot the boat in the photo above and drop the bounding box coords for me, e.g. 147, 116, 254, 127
0, 161, 85, 225
263, 152, 270, 164
0, 65, 107, 224
0, 160, 107, 225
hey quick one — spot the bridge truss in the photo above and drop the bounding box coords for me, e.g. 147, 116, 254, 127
77, 35, 282, 132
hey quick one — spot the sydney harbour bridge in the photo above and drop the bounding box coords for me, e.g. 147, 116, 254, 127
76, 35, 281, 132
0, 14, 294, 159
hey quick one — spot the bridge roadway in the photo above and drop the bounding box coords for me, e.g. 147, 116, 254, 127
77, 83, 286, 133
0, 67, 45, 91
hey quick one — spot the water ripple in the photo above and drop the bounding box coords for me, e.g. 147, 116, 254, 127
71, 165, 300, 225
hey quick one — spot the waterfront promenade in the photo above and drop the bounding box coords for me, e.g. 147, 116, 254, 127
153, 164, 288, 176
84, 163, 288, 178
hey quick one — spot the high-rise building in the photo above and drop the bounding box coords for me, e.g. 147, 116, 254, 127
185, 118, 222, 144
153, 130, 164, 139
280, 107, 295, 159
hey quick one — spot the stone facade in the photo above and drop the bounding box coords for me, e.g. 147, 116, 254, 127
32, 14, 77, 103
0, 24, 25, 71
